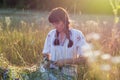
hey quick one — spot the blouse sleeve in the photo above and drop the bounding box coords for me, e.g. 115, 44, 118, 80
42, 32, 51, 54
76, 31, 88, 56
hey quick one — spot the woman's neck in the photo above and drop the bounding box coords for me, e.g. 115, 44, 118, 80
59, 32, 66, 46
59, 32, 66, 38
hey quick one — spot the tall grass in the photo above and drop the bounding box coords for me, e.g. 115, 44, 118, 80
0, 16, 51, 66
0, 9, 120, 79
108, 0, 120, 55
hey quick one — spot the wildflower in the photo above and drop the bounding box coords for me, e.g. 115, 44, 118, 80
111, 56, 120, 64
86, 20, 98, 27
103, 21, 108, 25
100, 64, 111, 71
86, 32, 100, 41
20, 20, 27, 26
93, 50, 101, 57
5, 17, 11, 26
0, 22, 3, 31
101, 54, 111, 60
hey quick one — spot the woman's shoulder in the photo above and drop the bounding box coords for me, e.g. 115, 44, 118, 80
48, 29, 56, 35
70, 28, 83, 35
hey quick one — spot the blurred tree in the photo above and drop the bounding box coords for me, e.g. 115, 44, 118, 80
0, 0, 118, 15
6, 0, 17, 8
83, 0, 112, 14
2, 0, 7, 8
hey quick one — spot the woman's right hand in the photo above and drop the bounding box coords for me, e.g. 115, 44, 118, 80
54, 59, 65, 67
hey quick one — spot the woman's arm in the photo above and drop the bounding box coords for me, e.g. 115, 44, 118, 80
55, 56, 87, 67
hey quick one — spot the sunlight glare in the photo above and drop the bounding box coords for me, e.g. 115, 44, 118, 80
101, 54, 111, 60
111, 56, 120, 64
86, 32, 100, 41
100, 64, 111, 71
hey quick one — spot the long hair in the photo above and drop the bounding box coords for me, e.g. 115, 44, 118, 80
48, 7, 73, 48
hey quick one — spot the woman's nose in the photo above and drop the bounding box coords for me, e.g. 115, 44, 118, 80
54, 25, 58, 28
53, 23, 56, 27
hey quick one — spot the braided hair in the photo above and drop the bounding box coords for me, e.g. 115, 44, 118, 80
48, 7, 73, 48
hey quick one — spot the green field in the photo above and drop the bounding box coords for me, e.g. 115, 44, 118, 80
0, 10, 120, 80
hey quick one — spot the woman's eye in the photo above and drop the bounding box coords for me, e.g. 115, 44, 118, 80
55, 22, 60, 24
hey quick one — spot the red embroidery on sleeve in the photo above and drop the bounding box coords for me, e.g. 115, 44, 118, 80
77, 36, 81, 41
48, 34, 50, 37
76, 46, 79, 51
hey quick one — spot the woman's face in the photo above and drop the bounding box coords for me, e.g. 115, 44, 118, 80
52, 21, 65, 33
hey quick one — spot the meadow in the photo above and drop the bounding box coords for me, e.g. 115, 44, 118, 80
0, 10, 120, 80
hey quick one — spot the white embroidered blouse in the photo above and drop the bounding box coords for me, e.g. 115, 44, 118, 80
42, 28, 87, 61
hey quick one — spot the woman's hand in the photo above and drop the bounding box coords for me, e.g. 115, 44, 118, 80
54, 56, 88, 67
43, 54, 50, 60
54, 59, 73, 67
54, 59, 65, 67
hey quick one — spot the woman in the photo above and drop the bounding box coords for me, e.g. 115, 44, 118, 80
42, 7, 88, 80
